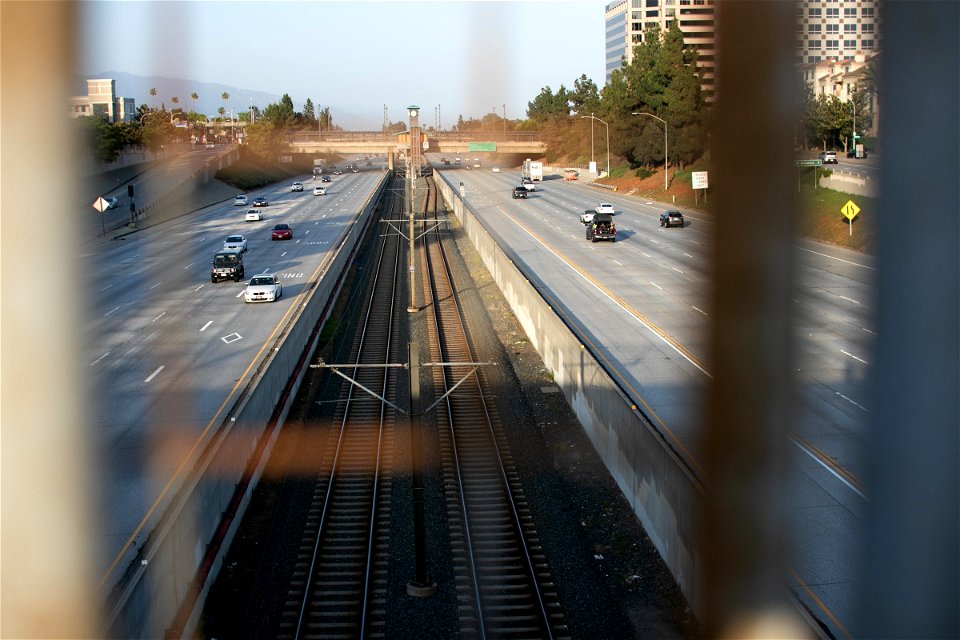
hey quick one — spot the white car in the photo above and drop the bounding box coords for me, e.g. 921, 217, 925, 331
105, 196, 119, 209
596, 203, 615, 215
520, 179, 535, 192
244, 273, 282, 303
313, 186, 326, 196
291, 182, 303, 192
244, 209, 263, 222
233, 195, 248, 206
223, 234, 247, 253
492, 167, 500, 173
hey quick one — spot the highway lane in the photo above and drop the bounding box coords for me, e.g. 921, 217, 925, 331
443, 163, 875, 638
82, 162, 388, 583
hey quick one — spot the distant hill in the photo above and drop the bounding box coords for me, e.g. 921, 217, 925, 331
77, 71, 373, 128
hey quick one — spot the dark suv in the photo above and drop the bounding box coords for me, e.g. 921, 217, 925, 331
211, 250, 245, 282
659, 210, 684, 228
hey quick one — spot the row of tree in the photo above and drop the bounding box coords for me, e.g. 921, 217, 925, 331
525, 22, 707, 171
78, 24, 875, 169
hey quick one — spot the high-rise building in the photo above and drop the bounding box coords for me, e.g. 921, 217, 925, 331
605, 0, 881, 105
604, 0, 717, 101
797, 0, 881, 64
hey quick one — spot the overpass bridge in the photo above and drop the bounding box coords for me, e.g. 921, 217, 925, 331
287, 130, 546, 167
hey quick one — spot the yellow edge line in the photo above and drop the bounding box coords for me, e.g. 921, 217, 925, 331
494, 204, 863, 636
98, 249, 335, 592
789, 566, 854, 639
496, 206, 707, 478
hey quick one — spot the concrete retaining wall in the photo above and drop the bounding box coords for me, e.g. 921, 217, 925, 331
434, 171, 707, 616
103, 173, 391, 639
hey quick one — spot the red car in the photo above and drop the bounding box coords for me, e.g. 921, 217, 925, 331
271, 223, 292, 241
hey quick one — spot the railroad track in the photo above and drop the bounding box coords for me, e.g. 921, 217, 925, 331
419, 177, 569, 639
278, 177, 405, 640
273, 173, 568, 639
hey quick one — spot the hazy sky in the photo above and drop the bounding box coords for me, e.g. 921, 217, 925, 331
79, 0, 606, 128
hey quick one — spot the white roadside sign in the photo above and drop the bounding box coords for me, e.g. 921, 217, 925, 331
692, 171, 709, 190
93, 197, 110, 213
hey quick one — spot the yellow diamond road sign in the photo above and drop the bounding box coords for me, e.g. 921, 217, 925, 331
841, 199, 860, 221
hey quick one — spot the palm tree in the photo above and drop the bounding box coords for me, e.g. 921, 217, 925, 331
221, 92, 231, 142
190, 92, 200, 144
149, 87, 157, 110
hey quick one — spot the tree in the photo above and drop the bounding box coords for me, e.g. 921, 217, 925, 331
526, 85, 571, 123
303, 98, 316, 124
149, 87, 157, 109
190, 92, 198, 112
570, 74, 601, 116
75, 115, 125, 162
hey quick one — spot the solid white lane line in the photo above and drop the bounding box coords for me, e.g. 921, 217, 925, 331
90, 352, 110, 366
144, 366, 164, 383
836, 391, 869, 412
200, 321, 213, 332
839, 295, 860, 305
150, 282, 162, 290
152, 312, 165, 322
841, 350, 868, 364
105, 306, 121, 317
793, 439, 867, 499
692, 306, 708, 316
650, 282, 663, 290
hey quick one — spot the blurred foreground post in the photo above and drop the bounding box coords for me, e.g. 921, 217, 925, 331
702, 1, 806, 636
1, 1, 100, 637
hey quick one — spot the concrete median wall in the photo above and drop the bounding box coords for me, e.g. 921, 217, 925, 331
434, 171, 707, 616
103, 173, 391, 639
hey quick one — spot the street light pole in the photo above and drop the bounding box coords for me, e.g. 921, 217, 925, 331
632, 112, 669, 191
580, 114, 610, 177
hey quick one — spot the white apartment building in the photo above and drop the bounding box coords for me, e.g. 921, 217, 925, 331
604, 0, 717, 101
69, 78, 136, 123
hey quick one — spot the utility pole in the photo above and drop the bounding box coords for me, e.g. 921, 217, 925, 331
407, 106, 420, 314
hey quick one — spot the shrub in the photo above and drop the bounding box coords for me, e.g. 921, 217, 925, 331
634, 167, 653, 179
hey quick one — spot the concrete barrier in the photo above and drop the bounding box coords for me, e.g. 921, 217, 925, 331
434, 170, 707, 616
102, 173, 392, 639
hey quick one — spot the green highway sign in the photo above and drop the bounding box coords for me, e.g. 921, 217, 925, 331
468, 142, 497, 152
796, 159, 823, 167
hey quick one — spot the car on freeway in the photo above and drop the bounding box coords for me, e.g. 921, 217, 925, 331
271, 223, 292, 240
234, 195, 248, 206
244, 273, 282, 303
313, 186, 326, 196
244, 209, 263, 222
321, 175, 331, 183
333, 169, 342, 175
596, 203, 615, 215
580, 209, 598, 224
512, 186, 528, 199
586, 213, 617, 242
104, 196, 119, 209
492, 167, 500, 173
223, 234, 247, 253
291, 182, 303, 192
210, 250, 245, 282
659, 210, 684, 228
520, 179, 535, 192
253, 196, 269, 207
818, 150, 838, 164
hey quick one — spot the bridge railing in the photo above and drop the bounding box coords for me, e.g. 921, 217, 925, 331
288, 130, 541, 144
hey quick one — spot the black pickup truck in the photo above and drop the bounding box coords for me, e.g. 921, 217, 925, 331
512, 186, 528, 199
585, 213, 616, 242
